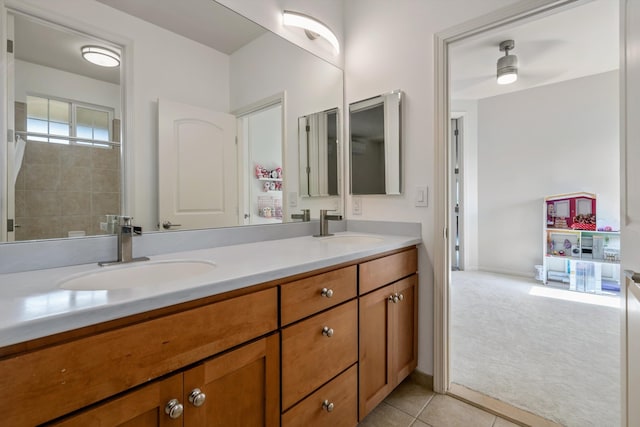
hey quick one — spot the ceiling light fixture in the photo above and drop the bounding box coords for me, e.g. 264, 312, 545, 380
283, 10, 340, 54
496, 40, 518, 85
81, 45, 120, 68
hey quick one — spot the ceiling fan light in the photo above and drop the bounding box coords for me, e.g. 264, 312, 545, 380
496, 40, 518, 85
81, 45, 120, 68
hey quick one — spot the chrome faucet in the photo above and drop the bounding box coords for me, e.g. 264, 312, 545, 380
99, 216, 149, 266
314, 209, 343, 237
291, 209, 311, 222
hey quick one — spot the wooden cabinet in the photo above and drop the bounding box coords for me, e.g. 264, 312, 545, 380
358, 248, 418, 420
0, 288, 278, 426
52, 334, 280, 426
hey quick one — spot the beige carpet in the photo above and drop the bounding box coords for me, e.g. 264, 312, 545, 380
451, 270, 620, 427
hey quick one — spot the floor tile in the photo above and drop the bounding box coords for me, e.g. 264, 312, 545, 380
493, 417, 521, 427
417, 395, 496, 427
411, 419, 432, 427
384, 378, 435, 417
359, 402, 416, 427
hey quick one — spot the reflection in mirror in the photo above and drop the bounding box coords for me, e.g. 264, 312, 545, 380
298, 108, 340, 198
1, 0, 344, 244
7, 12, 121, 242
349, 90, 402, 195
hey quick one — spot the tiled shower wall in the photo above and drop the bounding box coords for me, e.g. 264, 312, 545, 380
14, 140, 120, 241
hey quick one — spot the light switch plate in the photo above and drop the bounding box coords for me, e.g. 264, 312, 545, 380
415, 186, 428, 207
352, 196, 362, 215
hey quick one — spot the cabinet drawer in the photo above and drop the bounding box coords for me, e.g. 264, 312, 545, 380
359, 247, 417, 294
282, 364, 357, 427
0, 287, 278, 426
281, 300, 358, 410
281, 265, 357, 325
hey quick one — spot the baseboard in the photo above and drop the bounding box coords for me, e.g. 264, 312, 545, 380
448, 383, 562, 427
410, 369, 433, 390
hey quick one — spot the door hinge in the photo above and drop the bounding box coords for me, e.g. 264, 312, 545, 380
453, 129, 459, 136
305, 125, 310, 132
454, 167, 459, 174
455, 245, 460, 251
235, 136, 238, 145
7, 39, 13, 54
7, 219, 14, 232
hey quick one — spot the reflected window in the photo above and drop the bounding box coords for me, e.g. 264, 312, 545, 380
26, 95, 113, 147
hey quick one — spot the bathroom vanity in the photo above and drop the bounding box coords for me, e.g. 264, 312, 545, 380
0, 233, 419, 426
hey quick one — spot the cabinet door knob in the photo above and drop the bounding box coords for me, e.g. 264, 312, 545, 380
165, 399, 184, 419
188, 388, 206, 407
388, 294, 399, 304
321, 287, 334, 298
322, 399, 335, 412
398, 292, 404, 302
322, 326, 334, 337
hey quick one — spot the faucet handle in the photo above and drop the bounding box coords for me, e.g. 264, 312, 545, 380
120, 215, 133, 226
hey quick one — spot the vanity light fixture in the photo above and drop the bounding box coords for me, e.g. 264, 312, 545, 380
81, 45, 120, 68
496, 40, 518, 85
282, 10, 340, 54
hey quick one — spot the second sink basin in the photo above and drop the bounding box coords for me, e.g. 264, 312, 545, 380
59, 259, 217, 291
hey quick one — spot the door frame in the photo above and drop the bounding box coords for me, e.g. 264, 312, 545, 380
233, 92, 287, 224
433, 0, 623, 401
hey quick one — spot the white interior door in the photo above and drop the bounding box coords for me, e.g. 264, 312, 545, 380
158, 99, 238, 230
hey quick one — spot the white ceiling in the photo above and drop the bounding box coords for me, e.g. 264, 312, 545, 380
450, 0, 619, 100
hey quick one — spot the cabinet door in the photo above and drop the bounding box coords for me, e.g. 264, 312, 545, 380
393, 275, 418, 384
51, 374, 183, 427
183, 334, 280, 427
358, 284, 394, 419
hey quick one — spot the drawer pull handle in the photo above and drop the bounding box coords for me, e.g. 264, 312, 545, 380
322, 399, 335, 412
165, 399, 184, 419
322, 326, 334, 337
188, 388, 206, 407
321, 287, 334, 298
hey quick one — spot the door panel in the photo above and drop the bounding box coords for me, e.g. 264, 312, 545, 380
158, 99, 238, 230
394, 275, 418, 383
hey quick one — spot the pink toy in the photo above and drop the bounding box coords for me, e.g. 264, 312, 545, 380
276, 167, 282, 179
264, 182, 271, 191
255, 164, 263, 178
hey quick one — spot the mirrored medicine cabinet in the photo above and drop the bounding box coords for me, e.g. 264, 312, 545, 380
349, 90, 402, 195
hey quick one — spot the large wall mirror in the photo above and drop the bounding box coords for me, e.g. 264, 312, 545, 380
0, 0, 344, 243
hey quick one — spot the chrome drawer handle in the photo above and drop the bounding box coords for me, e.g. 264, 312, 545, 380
188, 388, 206, 407
322, 326, 334, 337
165, 399, 184, 419
321, 287, 334, 298
322, 399, 335, 412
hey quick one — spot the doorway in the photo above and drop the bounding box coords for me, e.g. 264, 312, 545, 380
435, 0, 621, 425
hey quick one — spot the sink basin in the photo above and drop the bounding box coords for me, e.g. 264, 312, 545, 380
318, 235, 384, 245
59, 259, 217, 291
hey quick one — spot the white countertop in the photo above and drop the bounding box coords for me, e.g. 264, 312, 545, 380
0, 232, 420, 348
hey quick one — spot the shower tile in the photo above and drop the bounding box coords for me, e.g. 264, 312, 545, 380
61, 192, 91, 215
61, 215, 93, 237
14, 190, 26, 217
25, 163, 60, 191
92, 168, 120, 193
61, 145, 92, 168
92, 192, 120, 217
61, 167, 91, 192
25, 191, 62, 216
16, 216, 63, 240
25, 141, 61, 165
92, 146, 119, 169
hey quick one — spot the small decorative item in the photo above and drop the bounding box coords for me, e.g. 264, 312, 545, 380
264, 181, 271, 192
276, 167, 282, 179
270, 170, 278, 179
255, 164, 263, 178
263, 207, 272, 218
269, 182, 276, 191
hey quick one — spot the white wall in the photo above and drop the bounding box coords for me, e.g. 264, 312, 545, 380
476, 71, 619, 277
15, 60, 121, 118
344, 0, 522, 375
230, 31, 343, 218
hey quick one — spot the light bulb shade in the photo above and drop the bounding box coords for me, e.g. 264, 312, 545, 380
81, 46, 120, 67
497, 54, 518, 85
283, 10, 340, 54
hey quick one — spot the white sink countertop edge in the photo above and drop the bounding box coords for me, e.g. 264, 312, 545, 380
0, 232, 421, 347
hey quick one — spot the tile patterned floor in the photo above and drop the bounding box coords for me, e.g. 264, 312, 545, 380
359, 378, 520, 427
